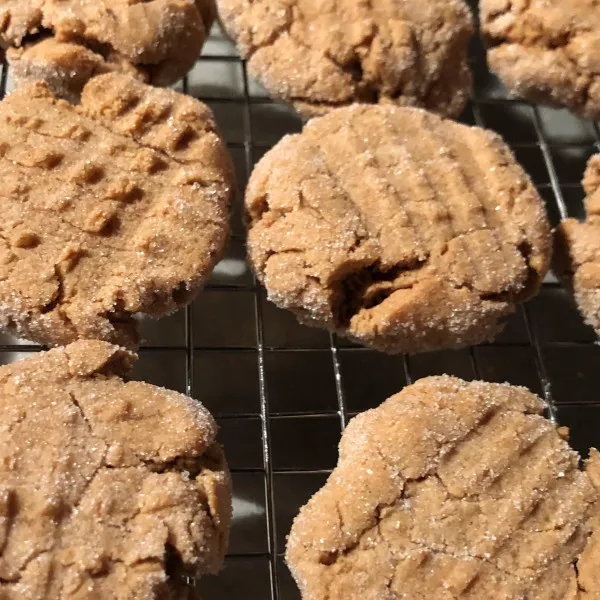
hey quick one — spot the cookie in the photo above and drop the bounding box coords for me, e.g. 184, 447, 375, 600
0, 339, 232, 599
554, 154, 600, 334
217, 0, 474, 119
246, 104, 551, 354
481, 0, 600, 120
1, 0, 216, 102
578, 447, 600, 599
287, 376, 600, 600
0, 73, 234, 349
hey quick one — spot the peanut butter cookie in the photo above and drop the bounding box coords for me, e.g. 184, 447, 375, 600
578, 448, 600, 599
1, 0, 216, 102
246, 105, 551, 354
554, 154, 600, 334
0, 73, 234, 348
287, 376, 600, 600
217, 0, 474, 118
0, 339, 232, 600
481, 0, 600, 120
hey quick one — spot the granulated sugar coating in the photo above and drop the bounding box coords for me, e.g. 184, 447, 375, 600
0, 73, 234, 348
481, 0, 600, 120
0, 340, 232, 600
245, 104, 551, 354
286, 376, 600, 600
217, 0, 474, 119
1, 0, 216, 102
554, 154, 600, 334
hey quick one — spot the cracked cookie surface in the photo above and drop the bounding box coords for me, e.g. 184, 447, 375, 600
1, 0, 216, 102
286, 376, 600, 600
0, 73, 234, 348
245, 104, 550, 354
481, 0, 600, 120
554, 154, 600, 334
0, 339, 232, 600
217, 0, 474, 118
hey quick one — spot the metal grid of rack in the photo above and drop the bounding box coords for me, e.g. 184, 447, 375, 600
1, 5, 600, 599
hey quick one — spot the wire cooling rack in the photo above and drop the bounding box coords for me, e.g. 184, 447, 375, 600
1, 5, 600, 599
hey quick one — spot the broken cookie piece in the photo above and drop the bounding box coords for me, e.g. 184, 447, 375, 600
287, 376, 600, 600
245, 104, 551, 354
0, 340, 232, 600
1, 0, 216, 101
0, 73, 234, 348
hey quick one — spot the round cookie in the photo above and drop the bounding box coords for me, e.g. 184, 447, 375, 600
554, 154, 600, 333
0, 339, 232, 600
245, 104, 551, 354
1, 0, 216, 102
287, 376, 600, 600
481, 0, 600, 120
217, 0, 474, 119
0, 73, 234, 349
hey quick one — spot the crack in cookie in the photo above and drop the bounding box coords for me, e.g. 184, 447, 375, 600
218, 0, 474, 119
245, 104, 551, 354
286, 376, 600, 600
0, 340, 232, 600
0, 73, 234, 348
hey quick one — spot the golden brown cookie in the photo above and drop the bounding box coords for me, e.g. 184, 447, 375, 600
217, 0, 474, 119
246, 104, 551, 354
1, 0, 216, 102
554, 155, 600, 334
0, 73, 234, 348
0, 340, 232, 600
481, 0, 600, 120
287, 376, 600, 600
